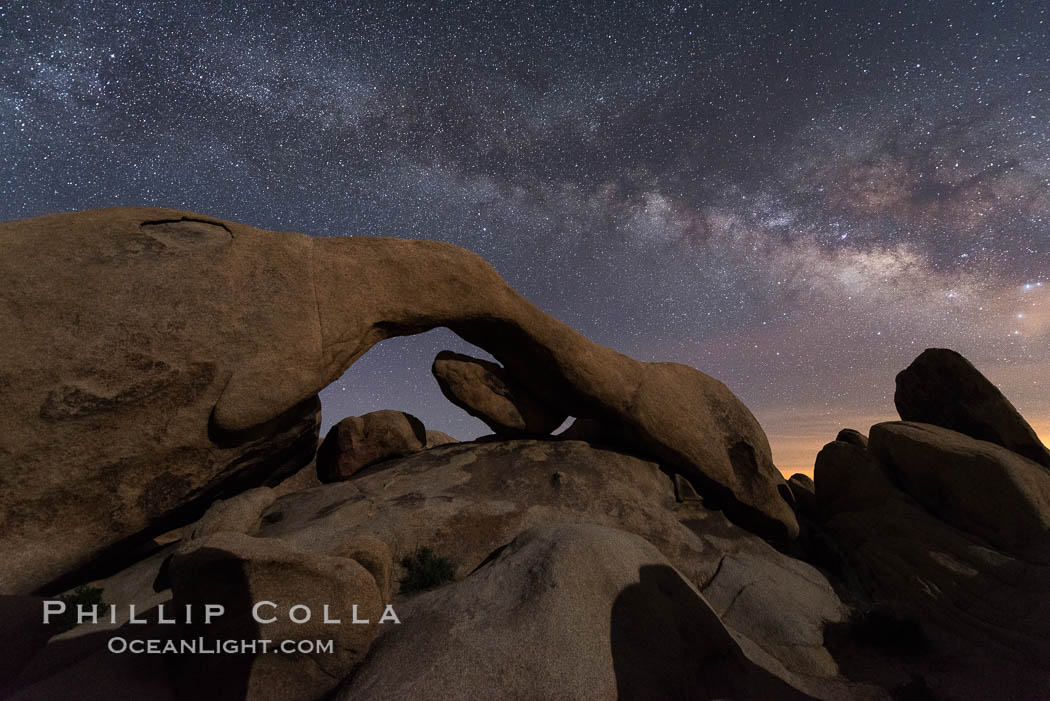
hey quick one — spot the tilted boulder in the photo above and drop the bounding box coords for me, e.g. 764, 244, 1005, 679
431, 350, 566, 436
868, 421, 1050, 552
814, 439, 894, 520
787, 473, 816, 516
169, 532, 388, 701
895, 348, 1050, 468
835, 428, 868, 448
316, 410, 426, 482
0, 207, 794, 593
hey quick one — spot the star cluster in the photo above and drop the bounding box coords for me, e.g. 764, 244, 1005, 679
3, 0, 1048, 473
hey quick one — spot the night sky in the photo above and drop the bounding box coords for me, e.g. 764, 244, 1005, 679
3, 1, 1048, 475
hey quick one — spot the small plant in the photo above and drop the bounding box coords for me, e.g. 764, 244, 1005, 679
55, 584, 105, 634
399, 547, 456, 594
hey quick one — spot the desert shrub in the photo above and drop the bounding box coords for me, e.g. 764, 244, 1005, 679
400, 547, 455, 594
55, 584, 105, 633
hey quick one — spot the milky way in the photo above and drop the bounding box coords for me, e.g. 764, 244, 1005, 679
3, 1, 1048, 473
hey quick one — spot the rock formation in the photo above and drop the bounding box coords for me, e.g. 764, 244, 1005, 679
810, 350, 1050, 699
895, 347, 1050, 467
814, 437, 891, 519
817, 436, 1050, 699
7, 340, 1049, 699
787, 473, 816, 516
259, 438, 857, 694
333, 536, 395, 603
7, 205, 1046, 700
431, 350, 567, 436
316, 410, 427, 482
0, 207, 793, 594
5, 439, 855, 700
835, 428, 868, 448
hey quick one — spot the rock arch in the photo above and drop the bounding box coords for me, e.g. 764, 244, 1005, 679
0, 207, 794, 594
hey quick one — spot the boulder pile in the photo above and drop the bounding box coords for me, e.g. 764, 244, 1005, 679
810, 348, 1050, 700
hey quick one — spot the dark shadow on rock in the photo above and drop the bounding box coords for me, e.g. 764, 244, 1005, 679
824, 606, 931, 660
35, 537, 173, 597
821, 606, 939, 701
170, 546, 257, 701
6, 605, 178, 700
819, 496, 1050, 700
610, 564, 811, 700
0, 596, 55, 694
766, 513, 874, 614
153, 553, 174, 592
892, 675, 939, 701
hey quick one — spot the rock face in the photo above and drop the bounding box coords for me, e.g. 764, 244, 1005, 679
180, 487, 276, 541
8, 618, 179, 701
6, 438, 851, 700
0, 207, 793, 593
817, 434, 1050, 701
0, 208, 326, 594
869, 421, 1050, 552
6, 307, 1048, 701
807, 350, 1050, 700
316, 410, 427, 482
895, 348, 1050, 468
169, 532, 388, 701
259, 439, 849, 692
333, 536, 394, 603
619, 362, 795, 537
339, 523, 819, 701
431, 350, 567, 436
261, 440, 696, 582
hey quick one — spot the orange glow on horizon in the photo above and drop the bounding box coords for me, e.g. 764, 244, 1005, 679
771, 416, 1050, 480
